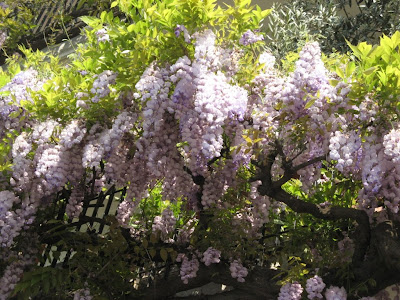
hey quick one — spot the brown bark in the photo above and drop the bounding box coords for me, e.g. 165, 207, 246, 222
252, 145, 400, 298
131, 145, 400, 299
255, 147, 370, 264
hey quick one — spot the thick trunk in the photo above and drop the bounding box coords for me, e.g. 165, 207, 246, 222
352, 220, 400, 297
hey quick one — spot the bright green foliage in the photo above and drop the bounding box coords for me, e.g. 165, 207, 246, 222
341, 32, 400, 124
0, 0, 270, 180
0, 0, 115, 58
272, 166, 361, 286
263, 0, 400, 58
0, 0, 36, 51
15, 0, 269, 126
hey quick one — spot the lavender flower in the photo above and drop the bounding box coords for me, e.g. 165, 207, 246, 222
174, 24, 191, 43
177, 254, 199, 284
66, 187, 84, 219
73, 283, 93, 300
96, 28, 110, 43
0, 251, 35, 299
116, 199, 137, 227
278, 282, 304, 300
325, 286, 347, 300
229, 260, 248, 282
78, 70, 88, 76
239, 29, 264, 46
152, 208, 176, 242
0, 30, 7, 48
201, 247, 221, 266
90, 70, 117, 103
306, 275, 326, 299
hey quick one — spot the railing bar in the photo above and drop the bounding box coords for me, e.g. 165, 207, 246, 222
90, 190, 106, 228
98, 185, 116, 233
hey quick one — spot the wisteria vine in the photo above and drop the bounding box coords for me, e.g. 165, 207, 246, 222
0, 18, 399, 299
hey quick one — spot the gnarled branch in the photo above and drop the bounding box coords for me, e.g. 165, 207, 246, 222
255, 147, 370, 264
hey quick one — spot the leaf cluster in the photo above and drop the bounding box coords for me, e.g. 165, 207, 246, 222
9, 0, 269, 126
263, 0, 400, 61
267, 165, 361, 290
263, 0, 340, 61
341, 32, 400, 126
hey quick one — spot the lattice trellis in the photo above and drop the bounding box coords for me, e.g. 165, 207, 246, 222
40, 183, 127, 268
31, 0, 81, 35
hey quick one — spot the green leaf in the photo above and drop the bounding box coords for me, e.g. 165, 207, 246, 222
160, 248, 168, 262
106, 11, 114, 23
149, 248, 156, 258
43, 277, 50, 293
329, 79, 340, 87
57, 270, 65, 288
8, 110, 21, 118
150, 233, 158, 243
391, 31, 400, 48
335, 66, 344, 79
378, 71, 387, 85
77, 0, 86, 10
304, 98, 316, 109
0, 74, 10, 88
79, 16, 100, 27
380, 34, 394, 51
11, 280, 31, 296
242, 135, 252, 144
30, 274, 43, 286
346, 39, 363, 59
345, 61, 356, 78
169, 250, 178, 262
45, 95, 57, 107
100, 11, 107, 22
363, 66, 377, 76
365, 45, 378, 59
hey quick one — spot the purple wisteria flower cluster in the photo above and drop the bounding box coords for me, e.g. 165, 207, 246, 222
95, 28, 110, 43
229, 260, 248, 282
176, 253, 200, 284
325, 286, 347, 300
306, 275, 326, 299
278, 282, 304, 300
201, 247, 221, 266
0, 69, 45, 141
152, 208, 176, 242
329, 130, 362, 174
73, 283, 93, 300
239, 29, 264, 45
1, 20, 399, 297
174, 24, 191, 43
90, 70, 117, 103
277, 278, 350, 300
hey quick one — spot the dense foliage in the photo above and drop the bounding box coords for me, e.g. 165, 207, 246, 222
0, 0, 112, 62
1, 0, 400, 299
264, 0, 400, 59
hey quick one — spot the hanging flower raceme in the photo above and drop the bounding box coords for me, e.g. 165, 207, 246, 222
239, 29, 264, 45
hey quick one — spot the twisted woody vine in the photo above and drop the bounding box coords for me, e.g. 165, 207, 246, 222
1, 0, 400, 299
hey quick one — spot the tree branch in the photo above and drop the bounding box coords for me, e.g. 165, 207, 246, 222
292, 154, 327, 172
255, 147, 370, 264
268, 188, 370, 263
